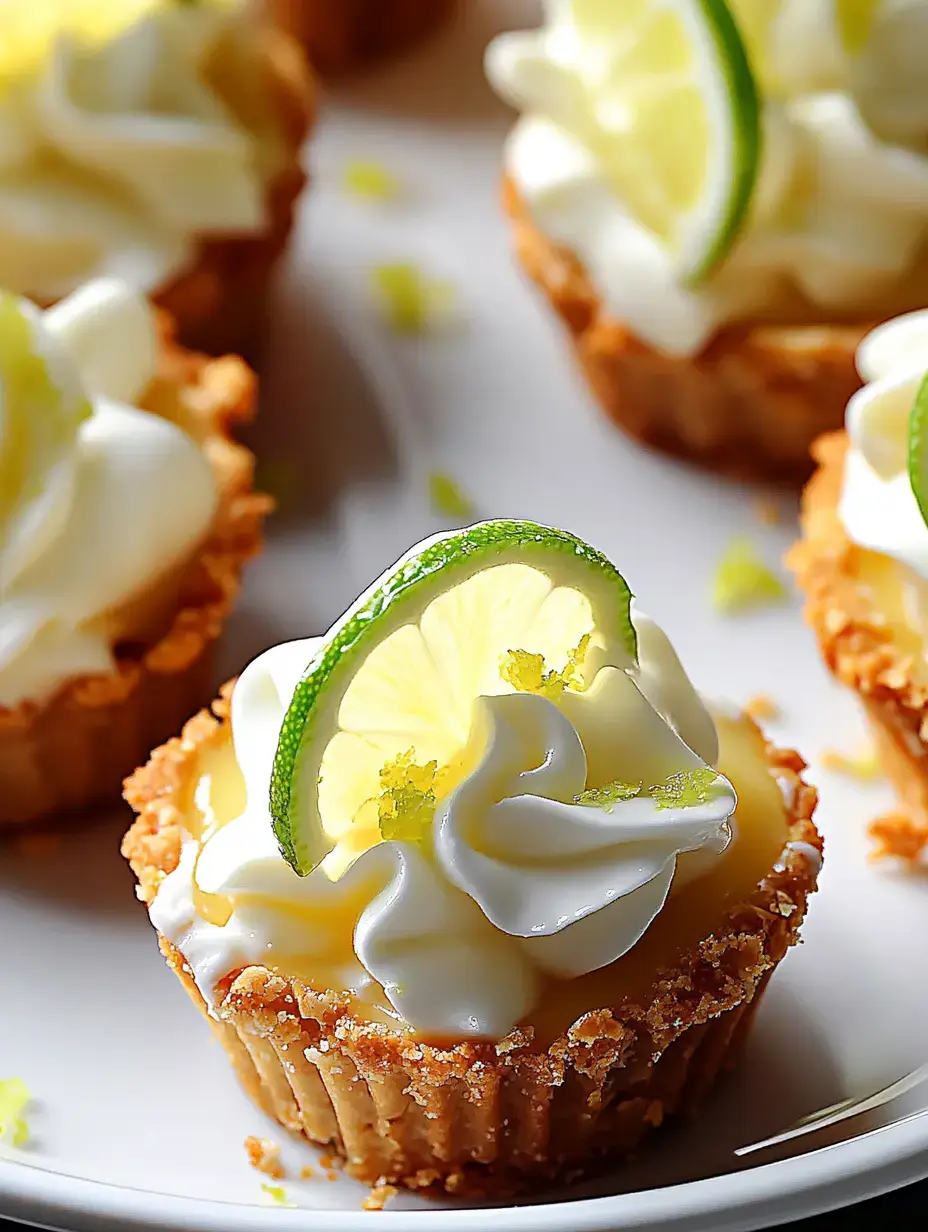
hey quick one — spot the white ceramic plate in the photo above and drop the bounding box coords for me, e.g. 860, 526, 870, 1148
4, 3, 928, 1229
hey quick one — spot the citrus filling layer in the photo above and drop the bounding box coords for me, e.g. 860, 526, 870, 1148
180, 709, 788, 1044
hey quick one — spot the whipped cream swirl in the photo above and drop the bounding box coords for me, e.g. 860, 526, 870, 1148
0, 278, 217, 708
487, 0, 928, 356
840, 308, 928, 580
0, 2, 268, 300
152, 613, 737, 1040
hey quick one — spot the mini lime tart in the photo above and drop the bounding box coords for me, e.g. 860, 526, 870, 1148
488, 0, 928, 483
790, 309, 928, 861
124, 522, 821, 1194
0, 278, 270, 829
0, 0, 314, 357
266, 0, 455, 77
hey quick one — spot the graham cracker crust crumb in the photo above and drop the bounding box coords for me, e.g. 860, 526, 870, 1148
869, 812, 928, 863
244, 1136, 285, 1180
745, 695, 781, 722
362, 1183, 398, 1212
299, 1165, 315, 1180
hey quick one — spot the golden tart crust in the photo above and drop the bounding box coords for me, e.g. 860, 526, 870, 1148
153, 26, 315, 360
790, 431, 928, 860
123, 694, 821, 1195
0, 318, 271, 830
505, 179, 869, 486
267, 0, 455, 77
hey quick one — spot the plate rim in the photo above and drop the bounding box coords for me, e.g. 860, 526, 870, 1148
3, 1109, 928, 1232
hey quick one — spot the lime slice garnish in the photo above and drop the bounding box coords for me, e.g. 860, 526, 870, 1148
270, 521, 638, 876
569, 0, 761, 284
907, 370, 928, 530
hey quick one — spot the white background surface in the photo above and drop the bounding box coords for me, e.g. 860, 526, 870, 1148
3, 2, 928, 1229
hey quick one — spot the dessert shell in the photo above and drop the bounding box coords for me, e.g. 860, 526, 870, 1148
266, 0, 455, 77
123, 696, 821, 1195
0, 318, 271, 830
505, 180, 870, 485
152, 25, 315, 360
790, 430, 928, 860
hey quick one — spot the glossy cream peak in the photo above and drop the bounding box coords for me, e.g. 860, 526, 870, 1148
0, 1, 265, 300
152, 606, 737, 1041
840, 308, 928, 581
0, 278, 217, 708
488, 0, 928, 355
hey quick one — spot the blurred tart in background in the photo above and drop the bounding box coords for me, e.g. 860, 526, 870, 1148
488, 0, 928, 483
267, 0, 455, 77
0, 0, 314, 357
0, 278, 270, 829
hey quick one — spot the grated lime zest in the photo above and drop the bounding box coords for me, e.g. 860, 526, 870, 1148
651, 767, 720, 810
573, 779, 642, 812
377, 749, 444, 843
501, 634, 591, 701
261, 1183, 295, 1207
429, 471, 475, 520
712, 537, 788, 614
342, 159, 401, 201
0, 1078, 31, 1147
370, 263, 455, 334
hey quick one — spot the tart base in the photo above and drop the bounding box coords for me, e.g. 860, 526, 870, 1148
0, 322, 271, 830
267, 0, 455, 77
505, 180, 869, 486
790, 431, 928, 861
154, 27, 315, 361
123, 702, 821, 1195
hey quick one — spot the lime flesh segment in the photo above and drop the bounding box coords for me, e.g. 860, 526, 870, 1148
908, 370, 928, 530
568, 0, 760, 284
270, 521, 637, 876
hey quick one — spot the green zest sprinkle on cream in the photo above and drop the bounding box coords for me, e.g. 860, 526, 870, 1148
370, 264, 455, 334
429, 471, 475, 520
0, 1078, 31, 1147
712, 537, 788, 614
342, 159, 401, 201
651, 767, 719, 810
573, 780, 642, 811
261, 1184, 295, 1207
501, 634, 590, 702
377, 749, 444, 843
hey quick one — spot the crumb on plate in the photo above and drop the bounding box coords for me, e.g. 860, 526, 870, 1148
245, 1135, 284, 1180
362, 1183, 399, 1211
745, 694, 781, 722
869, 812, 928, 862
753, 497, 783, 527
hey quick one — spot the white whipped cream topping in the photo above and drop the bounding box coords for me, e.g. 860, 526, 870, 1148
839, 308, 928, 581
152, 612, 738, 1040
0, 278, 217, 708
487, 1, 928, 356
0, 3, 266, 300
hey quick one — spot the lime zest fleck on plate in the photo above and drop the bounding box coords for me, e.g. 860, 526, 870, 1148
429, 471, 475, 520
651, 766, 720, 810
821, 745, 883, 781
370, 263, 456, 334
342, 159, 401, 201
260, 1183, 295, 1207
712, 536, 788, 613
573, 780, 643, 812
0, 1078, 31, 1147
501, 634, 591, 702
